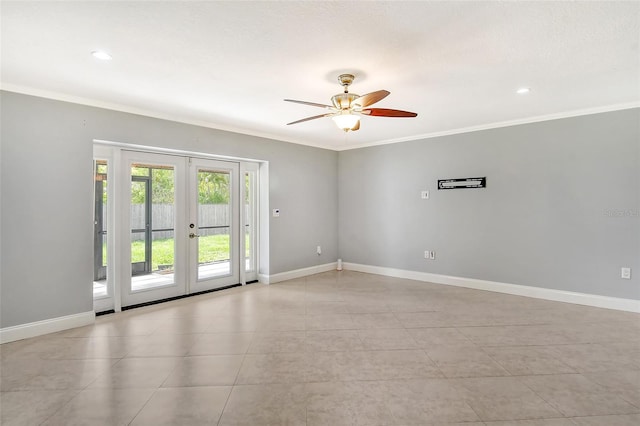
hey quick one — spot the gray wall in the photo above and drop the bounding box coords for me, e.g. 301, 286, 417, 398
0, 91, 338, 328
2, 89, 637, 331
339, 109, 640, 300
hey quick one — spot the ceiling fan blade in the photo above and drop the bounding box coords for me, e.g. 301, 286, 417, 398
286, 113, 334, 125
353, 90, 390, 107
362, 108, 417, 117
284, 99, 333, 109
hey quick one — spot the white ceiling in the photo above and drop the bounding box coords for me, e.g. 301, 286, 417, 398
2, 1, 639, 150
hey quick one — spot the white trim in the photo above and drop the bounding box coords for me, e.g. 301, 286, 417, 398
0, 311, 95, 344
3, 85, 637, 152
343, 263, 640, 313
259, 262, 338, 284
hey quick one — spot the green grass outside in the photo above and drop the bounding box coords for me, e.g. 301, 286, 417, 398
103, 233, 250, 272
133, 234, 230, 271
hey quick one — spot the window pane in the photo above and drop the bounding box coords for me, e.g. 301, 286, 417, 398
131, 165, 149, 176
244, 170, 257, 273
93, 160, 108, 298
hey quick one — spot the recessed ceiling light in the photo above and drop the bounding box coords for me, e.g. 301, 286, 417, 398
91, 50, 112, 61
516, 87, 531, 94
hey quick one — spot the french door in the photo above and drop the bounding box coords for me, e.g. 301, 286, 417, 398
189, 158, 240, 292
100, 150, 255, 309
120, 151, 188, 306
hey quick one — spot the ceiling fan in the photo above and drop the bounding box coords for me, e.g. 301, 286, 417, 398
285, 74, 418, 132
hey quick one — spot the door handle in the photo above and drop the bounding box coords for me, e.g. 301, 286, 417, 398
189, 233, 200, 239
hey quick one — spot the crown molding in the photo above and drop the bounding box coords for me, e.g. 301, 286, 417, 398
2, 83, 637, 152
336, 101, 640, 151
0, 83, 332, 151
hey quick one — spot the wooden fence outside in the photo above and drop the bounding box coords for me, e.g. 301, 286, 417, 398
127, 204, 231, 240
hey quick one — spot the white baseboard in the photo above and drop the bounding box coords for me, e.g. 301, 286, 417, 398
0, 311, 95, 344
344, 263, 640, 313
259, 262, 338, 284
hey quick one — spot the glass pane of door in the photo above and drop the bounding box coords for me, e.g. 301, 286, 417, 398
197, 169, 231, 280
130, 178, 149, 274
151, 167, 176, 279
130, 163, 176, 291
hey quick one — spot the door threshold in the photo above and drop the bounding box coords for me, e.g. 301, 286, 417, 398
121, 283, 242, 311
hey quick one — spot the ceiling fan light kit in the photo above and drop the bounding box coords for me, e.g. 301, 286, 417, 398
285, 73, 417, 132
332, 110, 360, 131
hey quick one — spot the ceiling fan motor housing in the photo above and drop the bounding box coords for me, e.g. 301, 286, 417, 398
331, 93, 359, 109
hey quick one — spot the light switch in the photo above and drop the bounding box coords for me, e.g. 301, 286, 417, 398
272, 209, 280, 217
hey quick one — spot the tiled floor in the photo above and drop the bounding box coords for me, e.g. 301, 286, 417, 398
2, 270, 639, 425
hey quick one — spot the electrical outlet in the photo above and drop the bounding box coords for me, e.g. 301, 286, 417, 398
272, 209, 280, 217
430, 251, 436, 260
621, 267, 631, 279
421, 190, 430, 199
424, 250, 430, 259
